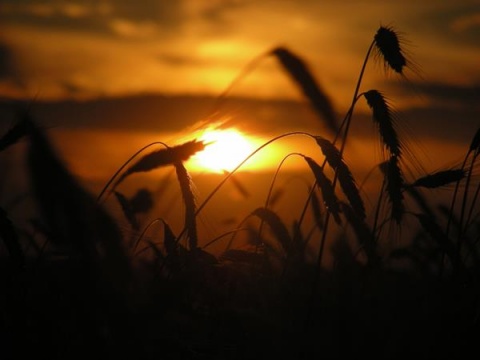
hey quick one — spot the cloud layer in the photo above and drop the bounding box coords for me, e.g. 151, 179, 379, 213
0, 0, 478, 114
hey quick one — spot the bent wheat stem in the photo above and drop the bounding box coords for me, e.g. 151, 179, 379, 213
97, 142, 168, 203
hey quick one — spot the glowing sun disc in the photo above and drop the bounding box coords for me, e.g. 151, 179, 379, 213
191, 129, 256, 173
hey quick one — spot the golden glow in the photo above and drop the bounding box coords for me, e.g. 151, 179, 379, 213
189, 128, 258, 173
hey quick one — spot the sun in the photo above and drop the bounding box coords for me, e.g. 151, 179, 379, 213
189, 128, 258, 173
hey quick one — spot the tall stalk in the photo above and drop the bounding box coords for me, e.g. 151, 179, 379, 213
302, 39, 375, 336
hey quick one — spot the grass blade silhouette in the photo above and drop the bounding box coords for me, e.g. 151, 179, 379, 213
271, 47, 338, 135
363, 90, 401, 157
381, 155, 405, 224
251, 207, 293, 257
0, 114, 33, 153
174, 161, 198, 250
315, 136, 366, 219
409, 169, 466, 189
303, 156, 341, 224
114, 191, 140, 231
27, 117, 133, 293
116, 139, 206, 186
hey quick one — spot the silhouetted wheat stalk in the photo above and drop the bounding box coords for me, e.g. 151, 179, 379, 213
96, 140, 205, 203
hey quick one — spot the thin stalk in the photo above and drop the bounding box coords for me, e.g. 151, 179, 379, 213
446, 154, 470, 236
206, 50, 271, 119
338, 40, 375, 157
96, 141, 168, 203
372, 177, 387, 244
319, 44, 374, 248
201, 227, 250, 251
257, 153, 304, 253
441, 151, 470, 277
465, 181, 480, 231
132, 218, 164, 255
302, 39, 375, 341
293, 56, 370, 239
173, 132, 316, 253
302, 208, 331, 338
455, 153, 477, 274
293, 99, 356, 241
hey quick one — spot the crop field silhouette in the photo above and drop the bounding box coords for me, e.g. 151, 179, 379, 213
0, 25, 479, 359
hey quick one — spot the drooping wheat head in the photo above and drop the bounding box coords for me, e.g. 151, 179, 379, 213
303, 156, 342, 225
363, 89, 401, 158
117, 140, 206, 186
339, 202, 379, 266
314, 136, 366, 219
0, 114, 34, 153
410, 169, 466, 189
380, 155, 405, 225
251, 207, 294, 259
271, 47, 339, 135
174, 161, 198, 251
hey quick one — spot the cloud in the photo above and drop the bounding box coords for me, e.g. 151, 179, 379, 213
413, 82, 480, 109
0, 2, 108, 19
451, 13, 480, 32
108, 18, 159, 38
0, 0, 479, 113
0, 42, 14, 79
0, 1, 182, 38
0, 41, 27, 93
449, 12, 480, 46
0, 2, 113, 36
112, 0, 182, 24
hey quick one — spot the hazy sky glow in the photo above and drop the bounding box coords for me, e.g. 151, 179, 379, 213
0, 0, 479, 181
0, 0, 479, 242
0, 0, 479, 110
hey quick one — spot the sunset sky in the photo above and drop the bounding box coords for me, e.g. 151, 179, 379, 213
0, 0, 478, 104
0, 0, 479, 182
0, 0, 479, 252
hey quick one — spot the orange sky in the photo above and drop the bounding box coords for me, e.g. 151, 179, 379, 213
0, 1, 478, 112
0, 1, 478, 254
0, 0, 478, 183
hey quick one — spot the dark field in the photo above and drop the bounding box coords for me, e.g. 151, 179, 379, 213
1, 25, 479, 359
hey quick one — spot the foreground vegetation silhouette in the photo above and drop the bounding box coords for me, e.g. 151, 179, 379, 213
1, 25, 480, 359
